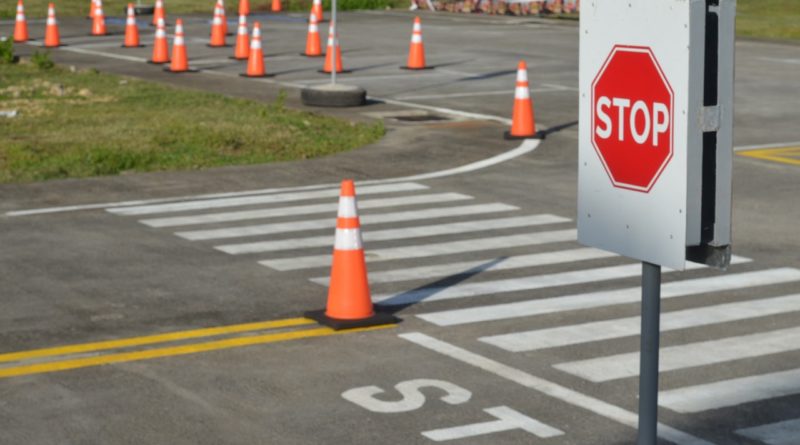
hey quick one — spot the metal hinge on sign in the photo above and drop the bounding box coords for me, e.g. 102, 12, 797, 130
701, 105, 721, 132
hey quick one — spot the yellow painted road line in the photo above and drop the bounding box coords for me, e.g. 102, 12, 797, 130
0, 324, 394, 379
0, 317, 315, 364
738, 146, 800, 166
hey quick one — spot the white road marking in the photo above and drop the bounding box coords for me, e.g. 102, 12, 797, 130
660, 367, 800, 413
480, 291, 800, 352
58, 46, 148, 63
734, 141, 800, 152
259, 229, 577, 271
421, 406, 564, 441
313, 247, 615, 285
372, 96, 512, 125
215, 214, 569, 254
555, 325, 800, 382
736, 418, 800, 445
109, 182, 427, 215
176, 203, 519, 240
400, 332, 714, 445
759, 57, 800, 66
140, 193, 472, 227
395, 85, 571, 101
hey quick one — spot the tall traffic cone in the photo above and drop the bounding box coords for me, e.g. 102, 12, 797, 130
242, 22, 269, 77
165, 18, 190, 72
304, 180, 398, 330
232, 14, 249, 59
152, 0, 165, 26
271, 0, 282, 12
208, 2, 227, 47
148, 17, 169, 63
44, 3, 60, 48
311, 0, 323, 22
321, 23, 345, 73
90, 0, 106, 36
122, 3, 142, 47
401, 16, 429, 70
505, 60, 537, 139
13, 0, 28, 43
302, 12, 322, 57
238, 0, 249, 16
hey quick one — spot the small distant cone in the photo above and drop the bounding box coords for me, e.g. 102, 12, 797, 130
311, 0, 323, 22
232, 14, 249, 59
238, 0, 249, 16
303, 12, 321, 57
123, 3, 141, 47
166, 18, 189, 72
152, 0, 165, 26
208, 2, 227, 47
243, 21, 266, 77
304, 180, 398, 330
44, 3, 60, 48
271, 0, 282, 12
13, 0, 29, 43
90, 0, 106, 36
149, 17, 169, 63
402, 16, 427, 70
322, 24, 344, 73
506, 60, 537, 139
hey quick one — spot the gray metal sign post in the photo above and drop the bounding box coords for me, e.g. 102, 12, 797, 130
637, 262, 661, 445
330, 0, 337, 85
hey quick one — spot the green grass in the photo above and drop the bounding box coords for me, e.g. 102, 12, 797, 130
737, 0, 800, 40
0, 54, 384, 183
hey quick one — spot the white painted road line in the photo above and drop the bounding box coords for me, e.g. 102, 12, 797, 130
313, 247, 616, 285
396, 85, 569, 101
215, 214, 569, 254
140, 193, 472, 228
554, 325, 800, 382
400, 332, 714, 445
416, 260, 795, 327
110, 182, 427, 215
736, 418, 800, 445
176, 203, 519, 241
660, 367, 800, 413
480, 290, 800, 352
259, 229, 577, 271
421, 406, 564, 441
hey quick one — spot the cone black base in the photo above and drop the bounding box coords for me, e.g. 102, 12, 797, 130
122, 44, 146, 48
147, 59, 169, 64
239, 73, 275, 78
503, 130, 543, 140
300, 53, 324, 57
400, 65, 434, 70
163, 68, 199, 73
318, 69, 352, 74
229, 56, 249, 60
304, 309, 399, 331
207, 44, 232, 48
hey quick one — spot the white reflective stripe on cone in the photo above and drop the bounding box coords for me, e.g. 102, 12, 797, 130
250, 39, 261, 49
310, 24, 318, 32
515, 87, 530, 99
334, 228, 363, 250
411, 34, 422, 43
337, 197, 357, 218
517, 69, 528, 82
175, 36, 184, 45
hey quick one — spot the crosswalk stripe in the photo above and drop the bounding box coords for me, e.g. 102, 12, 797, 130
140, 193, 472, 228
175, 203, 519, 241
554, 326, 800, 382
659, 367, 800, 413
736, 418, 800, 445
479, 289, 800, 352
109, 182, 428, 216
259, 229, 577, 271
215, 215, 570, 254
417, 259, 770, 326
312, 247, 617, 285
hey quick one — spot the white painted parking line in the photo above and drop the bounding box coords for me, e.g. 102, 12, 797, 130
480, 290, 800, 352
416, 259, 765, 326
736, 418, 800, 445
259, 229, 577, 271
660, 368, 800, 413
215, 214, 569, 254
110, 182, 427, 215
313, 247, 615, 285
176, 203, 519, 241
400, 333, 714, 445
140, 193, 472, 227
555, 325, 800, 382
421, 406, 564, 441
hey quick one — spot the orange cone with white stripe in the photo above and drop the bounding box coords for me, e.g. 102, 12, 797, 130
506, 60, 537, 139
13, 0, 28, 43
87, 0, 96, 18
232, 14, 249, 59
209, 1, 227, 47
152, 0, 165, 26
271, 0, 282, 12
311, 0, 323, 22
149, 17, 169, 63
166, 18, 189, 72
303, 12, 321, 57
402, 16, 427, 70
304, 180, 398, 330
322, 23, 344, 73
123, 3, 142, 47
242, 21, 267, 77
44, 3, 60, 48
91, 0, 106, 36
238, 0, 249, 15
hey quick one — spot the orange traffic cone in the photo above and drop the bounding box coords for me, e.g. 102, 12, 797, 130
302, 12, 322, 57
208, 2, 227, 47
122, 3, 142, 47
90, 0, 106, 36
242, 22, 270, 77
506, 60, 537, 139
152, 0, 165, 26
271, 0, 282, 12
232, 14, 249, 59
219, 0, 229, 35
165, 18, 190, 72
87, 0, 96, 19
13, 0, 28, 43
402, 16, 429, 70
304, 180, 398, 330
44, 3, 60, 48
311, 0, 323, 22
238, 0, 249, 15
148, 17, 169, 64
321, 24, 346, 73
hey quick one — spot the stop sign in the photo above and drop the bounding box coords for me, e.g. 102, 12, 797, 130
591, 45, 674, 193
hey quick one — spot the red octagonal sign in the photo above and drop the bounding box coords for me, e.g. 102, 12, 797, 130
592, 45, 674, 193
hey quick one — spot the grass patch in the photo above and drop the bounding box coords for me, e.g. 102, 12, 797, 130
0, 55, 383, 183
737, 0, 800, 41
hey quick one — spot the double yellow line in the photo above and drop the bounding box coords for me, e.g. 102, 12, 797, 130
738, 146, 800, 166
0, 318, 393, 379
